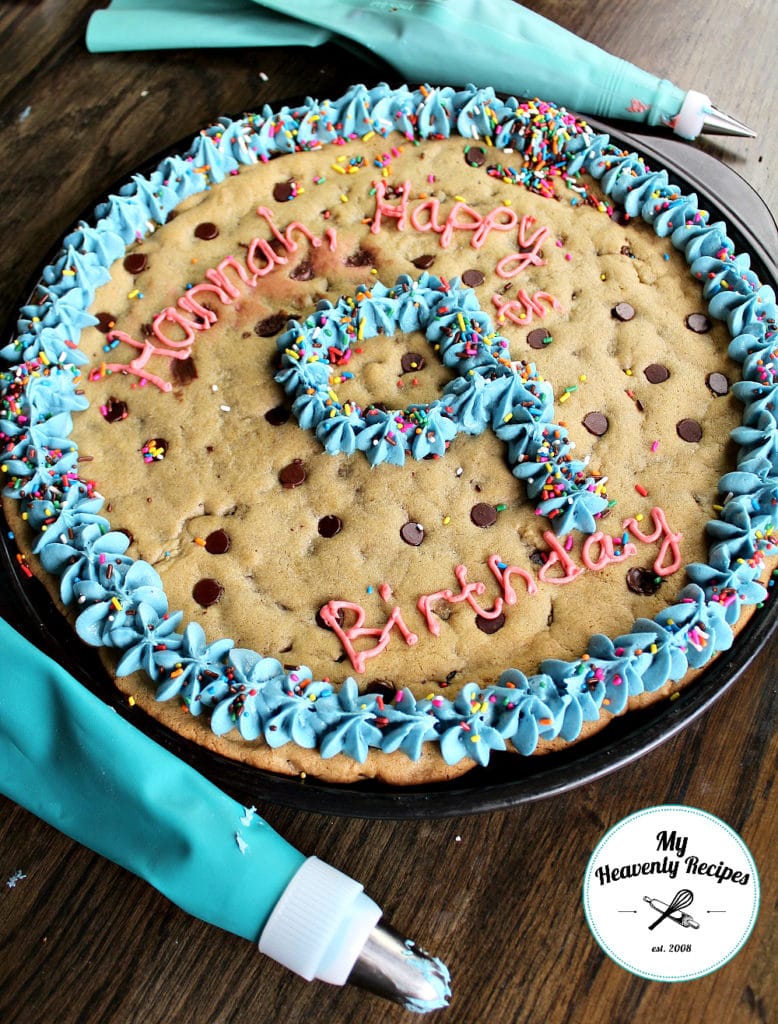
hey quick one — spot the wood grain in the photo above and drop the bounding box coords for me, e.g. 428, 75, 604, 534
0, 2, 776, 1022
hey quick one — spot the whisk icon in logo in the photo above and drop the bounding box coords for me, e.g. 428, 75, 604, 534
644, 889, 699, 931
582, 806, 760, 981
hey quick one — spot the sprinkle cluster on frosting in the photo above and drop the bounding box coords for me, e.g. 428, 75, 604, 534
3, 84, 777, 768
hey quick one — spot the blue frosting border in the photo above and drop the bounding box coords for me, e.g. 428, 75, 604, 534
3, 84, 777, 769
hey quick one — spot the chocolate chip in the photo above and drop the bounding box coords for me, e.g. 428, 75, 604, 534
101, 397, 128, 423
470, 502, 497, 528
204, 529, 231, 555
170, 355, 198, 386
265, 405, 291, 426
192, 578, 224, 607
194, 221, 219, 240
619, 244, 634, 256
527, 328, 551, 350
141, 438, 168, 461
273, 181, 295, 202
254, 312, 288, 337
676, 418, 703, 443
412, 254, 436, 270
685, 312, 711, 334
401, 352, 426, 374
279, 459, 306, 488
611, 302, 635, 322
706, 371, 730, 396
345, 248, 375, 267
475, 611, 506, 634
644, 363, 670, 384
364, 680, 397, 702
318, 515, 343, 538
290, 259, 314, 281
464, 146, 486, 167
123, 252, 148, 274
95, 312, 116, 334
583, 412, 609, 437
626, 566, 661, 596
461, 269, 485, 288
400, 521, 425, 546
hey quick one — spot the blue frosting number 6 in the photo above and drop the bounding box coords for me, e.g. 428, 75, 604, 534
275, 272, 608, 535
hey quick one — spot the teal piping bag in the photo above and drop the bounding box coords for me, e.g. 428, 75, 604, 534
85, 0, 331, 51
0, 617, 450, 1014
86, 0, 754, 140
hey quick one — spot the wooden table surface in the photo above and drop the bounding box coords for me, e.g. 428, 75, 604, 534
1, 2, 776, 1022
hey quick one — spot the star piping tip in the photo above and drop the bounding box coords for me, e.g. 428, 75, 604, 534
348, 921, 452, 1014
701, 105, 757, 139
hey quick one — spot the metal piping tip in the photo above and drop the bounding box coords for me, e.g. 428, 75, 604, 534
348, 921, 452, 1014
701, 105, 757, 138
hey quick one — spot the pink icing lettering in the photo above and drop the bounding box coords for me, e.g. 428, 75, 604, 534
409, 196, 444, 234
151, 307, 203, 349
177, 288, 220, 325
491, 289, 562, 325
623, 507, 683, 576
206, 255, 254, 295
371, 182, 553, 263
98, 213, 328, 389
487, 554, 537, 603
255, 206, 323, 253
369, 179, 410, 233
100, 178, 562, 393
438, 202, 484, 248
417, 586, 455, 637
518, 214, 549, 254
471, 207, 518, 249
581, 531, 638, 571
245, 236, 287, 279
495, 215, 550, 278
417, 565, 504, 636
100, 329, 183, 392
537, 531, 585, 585
319, 597, 418, 674
319, 505, 682, 669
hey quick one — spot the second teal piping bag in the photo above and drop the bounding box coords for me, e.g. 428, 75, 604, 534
247, 0, 755, 139
0, 617, 450, 1013
85, 0, 332, 52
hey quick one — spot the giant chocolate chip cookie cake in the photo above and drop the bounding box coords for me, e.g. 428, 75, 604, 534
3, 84, 776, 785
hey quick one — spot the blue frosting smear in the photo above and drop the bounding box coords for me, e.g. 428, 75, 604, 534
399, 939, 452, 1014
3, 84, 777, 768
